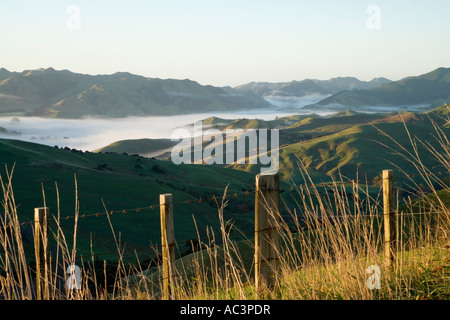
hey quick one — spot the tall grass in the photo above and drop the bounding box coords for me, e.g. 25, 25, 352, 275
0, 115, 449, 300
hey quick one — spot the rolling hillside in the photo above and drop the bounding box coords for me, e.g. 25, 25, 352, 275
95, 105, 450, 191
0, 138, 272, 262
95, 138, 179, 159
227, 107, 450, 186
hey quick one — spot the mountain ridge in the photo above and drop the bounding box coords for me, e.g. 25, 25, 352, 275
0, 67, 272, 118
303, 67, 450, 111
234, 76, 392, 97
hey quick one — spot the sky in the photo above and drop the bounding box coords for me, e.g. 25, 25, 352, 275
1, 0, 449, 87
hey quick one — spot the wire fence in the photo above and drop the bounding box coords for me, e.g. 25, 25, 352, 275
10, 173, 446, 263
15, 177, 444, 227
3, 168, 447, 303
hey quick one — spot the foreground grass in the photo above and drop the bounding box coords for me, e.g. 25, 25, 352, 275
278, 245, 449, 300
1, 166, 448, 300
127, 230, 449, 300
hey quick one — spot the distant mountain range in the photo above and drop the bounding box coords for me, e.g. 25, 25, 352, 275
302, 68, 450, 111
0, 68, 271, 118
234, 77, 392, 97
234, 68, 450, 112
0, 67, 449, 118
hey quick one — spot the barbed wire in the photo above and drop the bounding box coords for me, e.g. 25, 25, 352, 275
74, 236, 217, 261
14, 172, 449, 227
16, 204, 162, 227
11, 209, 442, 264
68, 210, 441, 261
10, 169, 448, 263
15, 188, 259, 227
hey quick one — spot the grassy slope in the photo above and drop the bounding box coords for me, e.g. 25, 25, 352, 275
94, 138, 178, 157
135, 222, 449, 300
138, 177, 449, 299
278, 121, 437, 180
0, 138, 263, 261
226, 110, 449, 186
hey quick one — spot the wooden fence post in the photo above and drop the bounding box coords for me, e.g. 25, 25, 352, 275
255, 173, 280, 293
34, 207, 50, 300
383, 170, 396, 267
160, 193, 176, 300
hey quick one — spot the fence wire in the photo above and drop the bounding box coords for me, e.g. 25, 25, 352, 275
8, 172, 447, 262
15, 173, 447, 227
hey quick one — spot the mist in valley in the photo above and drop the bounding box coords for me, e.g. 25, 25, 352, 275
263, 94, 330, 110
0, 110, 301, 151
0, 96, 433, 152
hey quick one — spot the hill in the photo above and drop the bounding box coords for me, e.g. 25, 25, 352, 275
227, 108, 450, 188
94, 138, 178, 159
0, 68, 271, 118
304, 68, 450, 112
0, 137, 274, 262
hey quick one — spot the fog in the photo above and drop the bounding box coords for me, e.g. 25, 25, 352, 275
0, 110, 309, 151
0, 100, 433, 151
300, 103, 433, 115
263, 94, 330, 110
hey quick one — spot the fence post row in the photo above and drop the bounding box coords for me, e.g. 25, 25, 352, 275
34, 207, 51, 300
254, 173, 281, 293
160, 193, 176, 300
382, 169, 396, 268
30, 170, 396, 300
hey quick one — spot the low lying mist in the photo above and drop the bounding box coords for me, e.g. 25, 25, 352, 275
0, 101, 433, 152
263, 94, 330, 110
300, 103, 433, 115
0, 110, 304, 151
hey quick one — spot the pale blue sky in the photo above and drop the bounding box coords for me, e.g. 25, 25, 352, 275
1, 0, 449, 86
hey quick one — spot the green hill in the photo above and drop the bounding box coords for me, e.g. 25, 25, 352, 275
0, 138, 270, 262
226, 109, 449, 187
96, 105, 450, 193
94, 138, 178, 159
